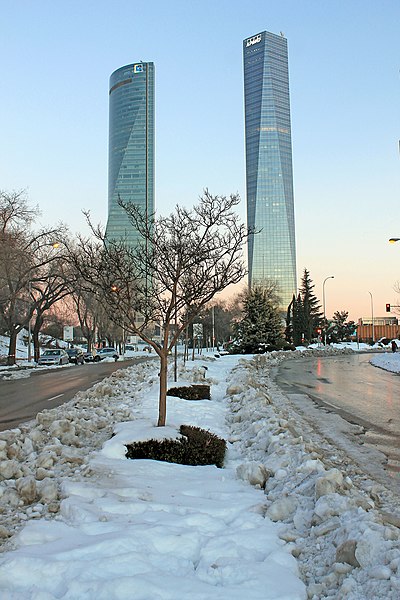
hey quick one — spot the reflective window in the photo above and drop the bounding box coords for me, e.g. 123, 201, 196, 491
106, 62, 155, 247
243, 32, 296, 308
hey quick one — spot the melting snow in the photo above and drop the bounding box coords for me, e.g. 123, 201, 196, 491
0, 347, 399, 599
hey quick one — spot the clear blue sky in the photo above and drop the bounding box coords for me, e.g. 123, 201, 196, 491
1, 0, 399, 321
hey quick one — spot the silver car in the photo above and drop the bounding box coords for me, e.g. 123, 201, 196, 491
37, 349, 69, 366
93, 347, 119, 362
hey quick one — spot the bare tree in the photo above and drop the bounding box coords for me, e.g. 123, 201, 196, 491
0, 189, 37, 234
71, 289, 100, 352
0, 190, 67, 364
30, 261, 72, 361
67, 245, 123, 350
72, 190, 251, 426
194, 300, 239, 350
393, 282, 400, 317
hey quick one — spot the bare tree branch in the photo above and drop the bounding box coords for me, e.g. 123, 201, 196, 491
70, 190, 252, 426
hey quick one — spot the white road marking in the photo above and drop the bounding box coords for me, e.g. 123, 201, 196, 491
47, 394, 64, 402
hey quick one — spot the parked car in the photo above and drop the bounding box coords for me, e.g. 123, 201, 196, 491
38, 349, 69, 366
83, 351, 95, 363
66, 348, 85, 365
93, 347, 119, 362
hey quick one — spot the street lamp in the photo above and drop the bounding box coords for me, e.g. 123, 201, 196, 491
389, 238, 400, 243
368, 291, 375, 344
322, 276, 334, 345
27, 280, 33, 362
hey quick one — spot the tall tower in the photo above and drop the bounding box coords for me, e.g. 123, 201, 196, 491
243, 31, 296, 309
106, 62, 155, 246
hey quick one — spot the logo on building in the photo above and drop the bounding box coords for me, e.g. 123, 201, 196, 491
133, 64, 143, 73
246, 34, 262, 47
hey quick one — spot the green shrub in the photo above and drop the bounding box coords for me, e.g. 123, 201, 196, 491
167, 384, 211, 400
180, 425, 226, 467
125, 425, 226, 468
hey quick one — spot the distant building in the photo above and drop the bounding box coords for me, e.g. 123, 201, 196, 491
106, 62, 155, 246
358, 317, 398, 326
357, 316, 399, 341
243, 31, 297, 309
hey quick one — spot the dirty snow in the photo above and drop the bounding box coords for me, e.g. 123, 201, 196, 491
0, 348, 399, 599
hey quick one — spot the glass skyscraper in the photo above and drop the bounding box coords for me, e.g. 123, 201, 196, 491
106, 62, 154, 246
243, 31, 296, 309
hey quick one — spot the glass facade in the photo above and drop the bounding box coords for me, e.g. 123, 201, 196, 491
243, 32, 296, 309
106, 62, 154, 246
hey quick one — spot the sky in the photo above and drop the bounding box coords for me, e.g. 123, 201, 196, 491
1, 0, 399, 322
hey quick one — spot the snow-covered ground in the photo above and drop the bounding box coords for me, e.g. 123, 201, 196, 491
0, 346, 399, 598
370, 350, 400, 374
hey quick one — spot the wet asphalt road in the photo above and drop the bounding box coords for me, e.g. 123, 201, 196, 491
275, 352, 400, 471
0, 357, 151, 432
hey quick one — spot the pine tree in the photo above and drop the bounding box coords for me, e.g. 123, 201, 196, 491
292, 293, 306, 346
330, 310, 356, 342
298, 269, 322, 343
284, 295, 294, 343
233, 284, 283, 353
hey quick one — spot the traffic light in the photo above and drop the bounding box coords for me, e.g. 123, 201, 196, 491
386, 303, 391, 312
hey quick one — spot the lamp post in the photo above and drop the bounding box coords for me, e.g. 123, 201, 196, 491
323, 276, 334, 345
368, 291, 375, 344
27, 280, 32, 362
212, 305, 215, 352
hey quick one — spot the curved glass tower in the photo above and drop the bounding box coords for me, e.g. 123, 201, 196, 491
243, 32, 296, 309
106, 62, 154, 246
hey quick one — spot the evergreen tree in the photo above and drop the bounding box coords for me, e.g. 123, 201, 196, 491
233, 283, 283, 353
292, 293, 307, 346
284, 295, 294, 343
299, 268, 322, 342
330, 310, 356, 342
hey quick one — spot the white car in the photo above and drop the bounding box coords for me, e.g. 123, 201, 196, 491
38, 349, 69, 366
93, 347, 119, 362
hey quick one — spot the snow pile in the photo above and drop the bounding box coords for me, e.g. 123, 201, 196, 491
225, 353, 400, 599
0, 362, 157, 541
0, 331, 31, 363
370, 351, 400, 373
0, 349, 399, 599
0, 356, 305, 599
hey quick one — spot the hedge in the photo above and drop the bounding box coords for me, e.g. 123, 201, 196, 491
125, 424, 226, 468
167, 384, 211, 400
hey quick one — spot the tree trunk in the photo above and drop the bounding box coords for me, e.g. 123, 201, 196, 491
7, 329, 18, 366
32, 314, 44, 362
157, 351, 168, 426
33, 329, 40, 362
87, 335, 93, 352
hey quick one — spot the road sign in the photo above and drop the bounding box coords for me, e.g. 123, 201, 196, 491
193, 323, 203, 338
63, 326, 74, 342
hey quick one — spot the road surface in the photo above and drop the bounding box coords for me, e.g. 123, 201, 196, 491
275, 352, 400, 473
0, 357, 151, 432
